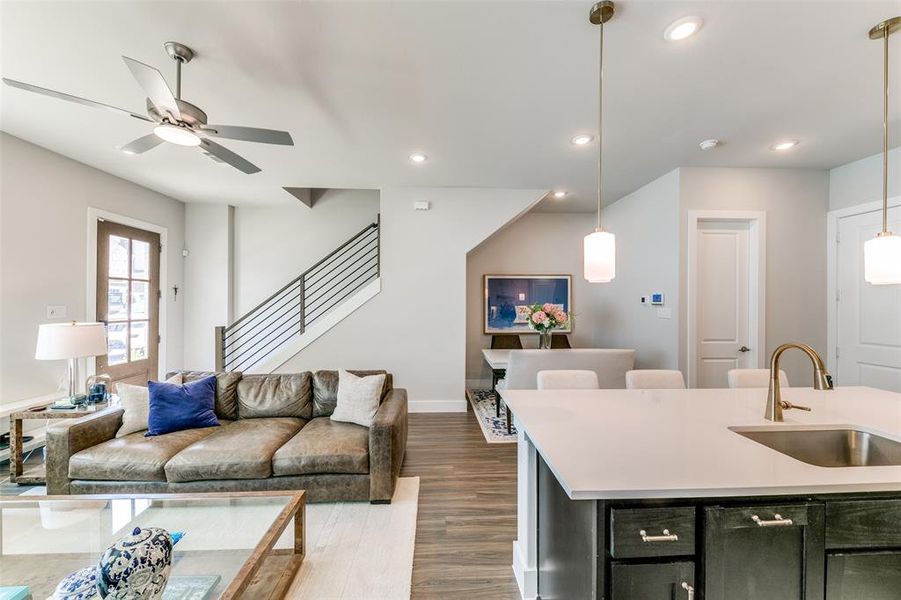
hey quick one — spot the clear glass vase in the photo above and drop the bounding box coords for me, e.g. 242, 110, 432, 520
538, 329, 553, 350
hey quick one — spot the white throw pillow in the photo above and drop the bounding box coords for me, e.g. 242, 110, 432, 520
330, 370, 386, 427
116, 374, 182, 437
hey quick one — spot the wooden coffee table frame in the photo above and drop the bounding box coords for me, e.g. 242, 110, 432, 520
0, 491, 306, 600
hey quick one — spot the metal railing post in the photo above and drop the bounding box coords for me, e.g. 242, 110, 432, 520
299, 276, 306, 335
214, 326, 225, 371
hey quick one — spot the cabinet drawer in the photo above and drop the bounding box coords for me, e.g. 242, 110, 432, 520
611, 562, 695, 600
827, 499, 901, 549
610, 507, 695, 558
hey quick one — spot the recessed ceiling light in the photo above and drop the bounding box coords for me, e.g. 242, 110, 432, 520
553, 190, 567, 199
153, 123, 201, 146
770, 140, 799, 152
409, 152, 428, 164
664, 16, 703, 42
699, 139, 720, 150
571, 134, 594, 146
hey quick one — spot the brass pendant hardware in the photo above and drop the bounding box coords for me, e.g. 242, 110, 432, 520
589, 1, 615, 25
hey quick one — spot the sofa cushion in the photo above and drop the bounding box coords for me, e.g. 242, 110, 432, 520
147, 375, 220, 436
237, 373, 312, 419
174, 371, 242, 420
272, 417, 369, 476
164, 418, 304, 482
69, 427, 219, 482
312, 370, 392, 418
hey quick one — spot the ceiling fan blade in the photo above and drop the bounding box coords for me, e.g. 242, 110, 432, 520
203, 125, 294, 146
120, 134, 164, 154
200, 139, 261, 174
2, 77, 152, 122
121, 56, 181, 120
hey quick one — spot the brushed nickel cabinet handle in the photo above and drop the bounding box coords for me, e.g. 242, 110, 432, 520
639, 528, 679, 542
751, 513, 794, 527
682, 582, 695, 600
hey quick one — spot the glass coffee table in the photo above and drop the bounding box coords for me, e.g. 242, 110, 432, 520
0, 491, 305, 599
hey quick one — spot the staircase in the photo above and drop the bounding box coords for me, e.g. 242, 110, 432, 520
215, 217, 380, 372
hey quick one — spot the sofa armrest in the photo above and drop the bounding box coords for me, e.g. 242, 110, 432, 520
369, 389, 408, 503
46, 407, 124, 495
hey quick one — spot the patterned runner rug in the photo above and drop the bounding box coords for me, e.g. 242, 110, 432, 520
465, 389, 517, 443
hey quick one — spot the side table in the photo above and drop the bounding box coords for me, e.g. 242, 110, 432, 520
9, 402, 110, 485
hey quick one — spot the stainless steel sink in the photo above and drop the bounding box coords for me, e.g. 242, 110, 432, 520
730, 426, 901, 467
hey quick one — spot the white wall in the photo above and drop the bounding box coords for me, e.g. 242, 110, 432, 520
465, 212, 599, 386
183, 204, 233, 371
276, 187, 544, 411
595, 169, 681, 369
0, 133, 185, 403
678, 167, 830, 384
829, 147, 901, 211
233, 189, 379, 315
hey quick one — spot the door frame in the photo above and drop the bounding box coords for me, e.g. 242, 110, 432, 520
686, 210, 766, 388
86, 208, 169, 380
826, 195, 901, 375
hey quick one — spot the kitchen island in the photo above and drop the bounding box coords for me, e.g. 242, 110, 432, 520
501, 386, 901, 600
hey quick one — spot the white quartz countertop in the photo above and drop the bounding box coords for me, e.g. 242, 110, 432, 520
501, 386, 901, 500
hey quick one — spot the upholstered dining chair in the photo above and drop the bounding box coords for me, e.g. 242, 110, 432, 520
728, 368, 789, 389
490, 334, 523, 350
550, 334, 572, 349
625, 369, 686, 390
537, 369, 599, 390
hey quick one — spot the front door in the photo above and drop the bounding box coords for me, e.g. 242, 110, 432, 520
695, 220, 754, 388
835, 205, 901, 391
96, 219, 161, 389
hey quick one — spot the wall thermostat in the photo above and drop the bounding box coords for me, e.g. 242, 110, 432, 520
414, 201, 430, 211
650, 293, 665, 305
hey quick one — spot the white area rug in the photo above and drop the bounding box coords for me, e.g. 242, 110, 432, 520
286, 476, 419, 600
465, 389, 517, 443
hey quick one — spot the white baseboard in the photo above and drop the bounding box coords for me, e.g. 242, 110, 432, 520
408, 399, 468, 413
512, 540, 537, 600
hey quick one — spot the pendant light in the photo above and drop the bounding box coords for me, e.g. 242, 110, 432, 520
583, 1, 616, 283
864, 16, 901, 285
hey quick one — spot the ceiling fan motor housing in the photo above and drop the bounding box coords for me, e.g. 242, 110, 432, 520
146, 98, 207, 128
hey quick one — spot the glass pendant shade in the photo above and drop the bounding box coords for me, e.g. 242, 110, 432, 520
583, 230, 616, 282
864, 233, 901, 284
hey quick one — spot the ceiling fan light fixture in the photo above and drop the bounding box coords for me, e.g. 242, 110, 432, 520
153, 123, 201, 146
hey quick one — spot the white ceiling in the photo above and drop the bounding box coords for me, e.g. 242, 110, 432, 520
1, 1, 899, 212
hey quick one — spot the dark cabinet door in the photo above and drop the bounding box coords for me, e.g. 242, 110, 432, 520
826, 552, 901, 599
704, 503, 825, 600
611, 562, 694, 600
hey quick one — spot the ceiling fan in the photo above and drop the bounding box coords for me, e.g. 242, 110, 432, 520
2, 41, 293, 174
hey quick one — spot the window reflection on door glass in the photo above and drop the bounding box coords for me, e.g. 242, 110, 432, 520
132, 240, 150, 280
131, 281, 149, 320
108, 279, 129, 321
107, 322, 128, 365
131, 321, 148, 361
109, 236, 130, 278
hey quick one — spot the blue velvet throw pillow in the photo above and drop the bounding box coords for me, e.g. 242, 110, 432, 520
146, 375, 220, 436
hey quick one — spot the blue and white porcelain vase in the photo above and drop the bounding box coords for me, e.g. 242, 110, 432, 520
97, 527, 174, 599
52, 566, 102, 600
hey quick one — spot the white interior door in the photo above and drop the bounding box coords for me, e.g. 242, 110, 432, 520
695, 221, 753, 388
836, 206, 901, 392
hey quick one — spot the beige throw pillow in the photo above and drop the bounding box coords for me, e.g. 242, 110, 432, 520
330, 369, 386, 427
116, 374, 183, 437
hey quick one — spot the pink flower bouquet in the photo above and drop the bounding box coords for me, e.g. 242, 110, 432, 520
526, 303, 570, 333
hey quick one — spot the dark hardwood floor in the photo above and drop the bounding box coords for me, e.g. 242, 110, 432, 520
402, 411, 520, 599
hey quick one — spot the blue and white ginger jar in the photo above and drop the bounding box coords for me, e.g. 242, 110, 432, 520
97, 527, 174, 599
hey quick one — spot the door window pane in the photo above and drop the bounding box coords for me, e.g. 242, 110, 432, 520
131, 321, 149, 361
109, 235, 130, 278
107, 323, 128, 365
131, 281, 149, 320
132, 240, 150, 280
108, 279, 129, 321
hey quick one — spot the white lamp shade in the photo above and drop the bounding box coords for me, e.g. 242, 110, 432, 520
583, 230, 616, 283
864, 233, 901, 285
35, 322, 108, 360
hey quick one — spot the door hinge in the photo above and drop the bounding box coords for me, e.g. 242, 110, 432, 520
158, 242, 163, 253
157, 289, 162, 299
836, 347, 840, 358
835, 289, 841, 302
157, 334, 161, 344
835, 230, 840, 243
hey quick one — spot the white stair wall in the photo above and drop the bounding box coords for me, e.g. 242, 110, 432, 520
245, 277, 381, 374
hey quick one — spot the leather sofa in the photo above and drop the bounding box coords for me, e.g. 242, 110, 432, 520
45, 370, 408, 503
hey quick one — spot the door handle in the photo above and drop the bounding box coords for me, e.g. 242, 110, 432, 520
739, 346, 751, 353
681, 582, 695, 600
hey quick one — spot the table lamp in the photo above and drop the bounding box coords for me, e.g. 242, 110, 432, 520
35, 322, 108, 402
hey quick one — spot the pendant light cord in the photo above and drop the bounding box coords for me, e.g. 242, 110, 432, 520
597, 19, 605, 231
882, 27, 889, 234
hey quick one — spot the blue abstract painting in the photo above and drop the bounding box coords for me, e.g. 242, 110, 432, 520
483, 275, 572, 334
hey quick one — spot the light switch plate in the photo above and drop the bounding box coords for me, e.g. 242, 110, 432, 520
47, 305, 67, 319
656, 307, 672, 319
